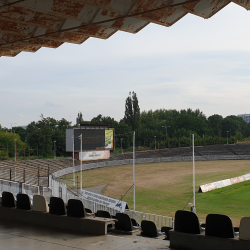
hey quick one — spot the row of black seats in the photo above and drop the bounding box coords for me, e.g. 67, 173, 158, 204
1, 191, 170, 239
174, 210, 238, 238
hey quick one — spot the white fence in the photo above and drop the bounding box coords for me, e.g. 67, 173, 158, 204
125, 210, 174, 228
52, 155, 250, 178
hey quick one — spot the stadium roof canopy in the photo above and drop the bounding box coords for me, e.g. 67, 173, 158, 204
0, 0, 248, 57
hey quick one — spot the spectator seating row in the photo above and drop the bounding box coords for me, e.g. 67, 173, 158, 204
170, 210, 250, 250
0, 191, 171, 240
0, 191, 116, 235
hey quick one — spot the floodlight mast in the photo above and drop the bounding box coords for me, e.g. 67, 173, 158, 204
79, 134, 83, 194
133, 131, 136, 211
72, 135, 75, 187
192, 134, 196, 213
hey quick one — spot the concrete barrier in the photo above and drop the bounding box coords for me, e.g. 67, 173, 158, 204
0, 206, 116, 235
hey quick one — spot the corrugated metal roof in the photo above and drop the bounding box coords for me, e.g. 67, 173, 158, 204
0, 0, 247, 57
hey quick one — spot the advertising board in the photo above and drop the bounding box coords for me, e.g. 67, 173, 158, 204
81, 189, 128, 211
105, 130, 113, 149
79, 150, 110, 161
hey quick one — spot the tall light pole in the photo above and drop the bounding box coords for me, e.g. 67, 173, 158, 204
14, 139, 17, 181
162, 126, 170, 137
226, 131, 229, 145
121, 138, 123, 154
79, 134, 83, 194
72, 135, 75, 187
154, 136, 156, 150
9, 123, 17, 133
53, 141, 56, 159
133, 131, 135, 211
14, 139, 17, 162
192, 134, 196, 213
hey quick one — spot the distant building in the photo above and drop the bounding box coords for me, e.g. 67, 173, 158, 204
237, 114, 250, 123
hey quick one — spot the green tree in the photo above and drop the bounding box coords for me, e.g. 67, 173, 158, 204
124, 92, 141, 134
76, 111, 84, 125
208, 114, 223, 137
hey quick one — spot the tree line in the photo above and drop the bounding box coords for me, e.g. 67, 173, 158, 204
1, 92, 250, 158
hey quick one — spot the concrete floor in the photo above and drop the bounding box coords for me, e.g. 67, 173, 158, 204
0, 219, 172, 250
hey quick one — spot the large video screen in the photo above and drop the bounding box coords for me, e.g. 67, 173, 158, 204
66, 128, 114, 152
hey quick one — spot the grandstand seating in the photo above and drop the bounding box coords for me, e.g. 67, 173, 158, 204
32, 195, 49, 212
16, 193, 31, 210
67, 199, 86, 218
115, 212, 134, 232
95, 210, 111, 219
0, 144, 250, 189
174, 210, 201, 234
141, 220, 159, 237
49, 197, 66, 215
2, 191, 15, 208
239, 217, 250, 241
205, 214, 235, 238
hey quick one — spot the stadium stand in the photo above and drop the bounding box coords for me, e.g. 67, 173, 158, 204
205, 214, 235, 238
239, 217, 250, 241
141, 220, 159, 237
67, 199, 86, 218
32, 195, 49, 213
49, 197, 66, 216
174, 210, 201, 235
16, 193, 31, 210
2, 191, 15, 208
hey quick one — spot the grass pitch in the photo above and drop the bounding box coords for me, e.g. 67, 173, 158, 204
63, 160, 250, 226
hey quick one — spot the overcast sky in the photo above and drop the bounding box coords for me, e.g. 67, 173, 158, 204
1, 2, 250, 129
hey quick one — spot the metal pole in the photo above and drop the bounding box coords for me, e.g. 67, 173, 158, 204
54, 140, 56, 159
192, 134, 196, 213
72, 135, 75, 186
133, 131, 136, 211
79, 134, 83, 194
14, 139, 17, 162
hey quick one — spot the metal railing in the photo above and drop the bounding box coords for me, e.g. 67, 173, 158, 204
125, 210, 174, 229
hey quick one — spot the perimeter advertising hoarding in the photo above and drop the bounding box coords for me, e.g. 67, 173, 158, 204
79, 150, 110, 161
81, 189, 128, 212
199, 173, 249, 192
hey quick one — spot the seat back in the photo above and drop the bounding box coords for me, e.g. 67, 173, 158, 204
32, 195, 49, 212
85, 208, 93, 214
205, 214, 234, 238
2, 191, 15, 208
174, 210, 201, 234
16, 193, 31, 210
239, 217, 250, 240
49, 197, 66, 215
95, 210, 111, 219
115, 212, 133, 231
67, 199, 86, 218
141, 220, 158, 237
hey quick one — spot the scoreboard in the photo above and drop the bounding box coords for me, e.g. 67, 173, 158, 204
66, 126, 114, 152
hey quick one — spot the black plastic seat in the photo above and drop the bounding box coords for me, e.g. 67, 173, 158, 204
115, 213, 134, 231
2, 191, 15, 208
141, 220, 158, 237
16, 193, 31, 210
95, 210, 111, 219
131, 218, 140, 227
67, 199, 86, 218
161, 226, 173, 240
85, 208, 93, 214
205, 214, 235, 238
49, 197, 66, 215
174, 210, 201, 234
